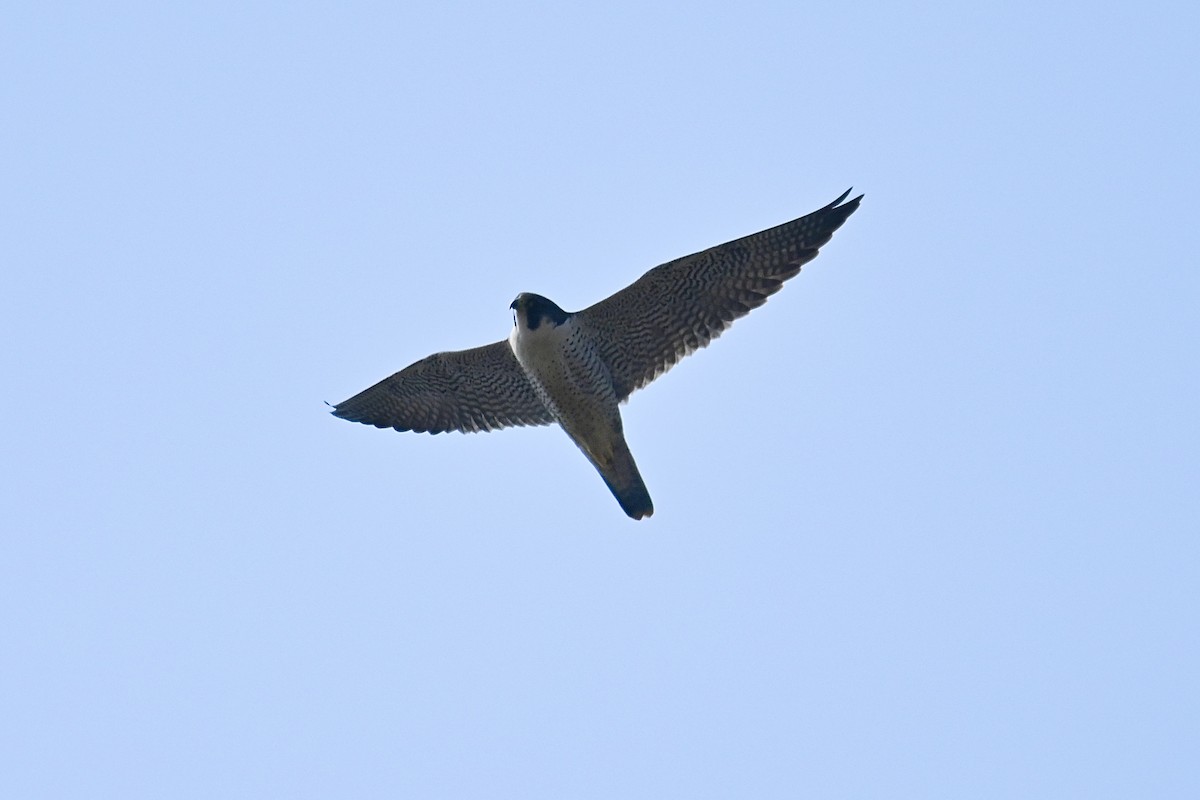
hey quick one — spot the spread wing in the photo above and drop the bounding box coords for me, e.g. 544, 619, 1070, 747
331, 340, 554, 434
577, 189, 862, 401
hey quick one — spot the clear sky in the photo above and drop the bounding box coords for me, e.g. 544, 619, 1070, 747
3, 2, 1197, 797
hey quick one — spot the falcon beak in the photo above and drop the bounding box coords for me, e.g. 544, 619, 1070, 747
509, 294, 523, 311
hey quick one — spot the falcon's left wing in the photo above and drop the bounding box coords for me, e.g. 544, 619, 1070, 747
578, 189, 862, 401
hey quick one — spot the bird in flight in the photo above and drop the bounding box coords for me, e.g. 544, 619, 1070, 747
332, 189, 863, 519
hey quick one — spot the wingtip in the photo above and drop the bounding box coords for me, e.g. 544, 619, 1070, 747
328, 400, 367, 423
831, 187, 864, 208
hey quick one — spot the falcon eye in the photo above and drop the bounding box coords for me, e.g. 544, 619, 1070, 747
522, 293, 569, 330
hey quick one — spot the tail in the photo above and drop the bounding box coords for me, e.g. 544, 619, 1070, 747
596, 440, 654, 520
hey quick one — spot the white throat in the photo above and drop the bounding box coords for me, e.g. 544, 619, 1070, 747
509, 315, 573, 373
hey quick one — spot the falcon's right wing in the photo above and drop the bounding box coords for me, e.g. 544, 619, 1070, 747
331, 340, 554, 434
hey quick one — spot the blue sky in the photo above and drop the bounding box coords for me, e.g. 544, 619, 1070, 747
3, 1, 1197, 797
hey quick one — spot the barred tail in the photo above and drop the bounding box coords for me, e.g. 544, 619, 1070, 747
597, 440, 654, 520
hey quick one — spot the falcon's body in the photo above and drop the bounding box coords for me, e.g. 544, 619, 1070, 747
508, 294, 652, 518
332, 189, 863, 519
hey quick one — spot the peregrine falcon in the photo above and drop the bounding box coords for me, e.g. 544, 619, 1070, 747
332, 189, 863, 519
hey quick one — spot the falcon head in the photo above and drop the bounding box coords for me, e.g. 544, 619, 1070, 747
511, 293, 570, 332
